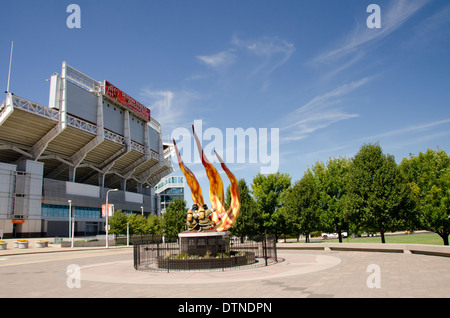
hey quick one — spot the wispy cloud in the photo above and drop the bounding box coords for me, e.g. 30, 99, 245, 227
312, 0, 430, 78
195, 34, 295, 90
196, 50, 236, 69
232, 35, 295, 89
316, 0, 430, 62
140, 88, 203, 137
141, 89, 174, 123
409, 3, 450, 46
279, 78, 370, 142
360, 118, 450, 142
295, 78, 369, 115
232, 35, 295, 68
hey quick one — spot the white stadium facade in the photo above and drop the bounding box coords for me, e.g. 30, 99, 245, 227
0, 62, 174, 238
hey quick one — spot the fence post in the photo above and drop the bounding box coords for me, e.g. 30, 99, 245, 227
264, 233, 268, 266
133, 244, 137, 269
167, 243, 170, 273
273, 237, 278, 263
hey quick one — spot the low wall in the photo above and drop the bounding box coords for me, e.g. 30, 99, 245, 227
115, 234, 163, 245
157, 252, 256, 270
277, 243, 450, 257
61, 239, 115, 247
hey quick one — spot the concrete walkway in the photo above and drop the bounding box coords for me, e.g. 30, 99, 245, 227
1, 238, 450, 298
67, 248, 450, 298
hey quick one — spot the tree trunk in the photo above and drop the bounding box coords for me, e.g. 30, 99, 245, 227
336, 219, 342, 243
380, 230, 385, 243
438, 232, 449, 246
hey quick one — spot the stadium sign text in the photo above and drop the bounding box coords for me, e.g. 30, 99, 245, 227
104, 80, 151, 121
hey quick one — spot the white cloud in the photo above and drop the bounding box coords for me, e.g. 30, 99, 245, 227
234, 35, 295, 58
195, 35, 295, 90
280, 78, 370, 142
196, 50, 236, 69
310, 0, 430, 81
315, 0, 430, 63
294, 78, 370, 115
409, 3, 450, 46
141, 89, 175, 124
140, 88, 203, 137
232, 35, 295, 80
360, 118, 450, 142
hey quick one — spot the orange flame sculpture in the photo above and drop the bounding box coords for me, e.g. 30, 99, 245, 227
173, 125, 241, 232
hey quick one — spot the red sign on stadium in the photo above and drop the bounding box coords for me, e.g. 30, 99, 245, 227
103, 80, 151, 121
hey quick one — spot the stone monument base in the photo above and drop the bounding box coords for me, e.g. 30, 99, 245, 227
178, 230, 230, 257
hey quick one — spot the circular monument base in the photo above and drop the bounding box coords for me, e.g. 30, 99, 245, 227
178, 230, 230, 257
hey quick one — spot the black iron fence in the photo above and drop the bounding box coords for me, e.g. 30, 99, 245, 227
133, 235, 278, 272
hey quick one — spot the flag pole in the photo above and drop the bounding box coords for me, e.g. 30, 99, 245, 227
6, 41, 14, 93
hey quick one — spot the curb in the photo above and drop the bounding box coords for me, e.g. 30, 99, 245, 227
0, 245, 132, 257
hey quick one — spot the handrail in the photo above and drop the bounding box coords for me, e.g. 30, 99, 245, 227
11, 95, 59, 121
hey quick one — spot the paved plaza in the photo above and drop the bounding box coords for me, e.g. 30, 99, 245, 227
1, 239, 450, 300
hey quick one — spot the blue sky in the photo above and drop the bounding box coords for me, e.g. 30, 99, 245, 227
2, 1, 450, 208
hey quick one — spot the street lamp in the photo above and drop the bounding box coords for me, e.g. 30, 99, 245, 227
161, 208, 166, 244
71, 207, 75, 248
105, 188, 118, 248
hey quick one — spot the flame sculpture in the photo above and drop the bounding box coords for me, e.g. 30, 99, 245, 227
173, 125, 241, 232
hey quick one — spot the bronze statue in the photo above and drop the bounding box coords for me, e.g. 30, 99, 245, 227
186, 204, 199, 231
174, 124, 241, 232
198, 204, 213, 232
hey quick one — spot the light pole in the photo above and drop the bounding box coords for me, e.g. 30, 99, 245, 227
71, 207, 75, 248
68, 200, 72, 247
161, 208, 166, 244
105, 188, 118, 248
127, 222, 129, 247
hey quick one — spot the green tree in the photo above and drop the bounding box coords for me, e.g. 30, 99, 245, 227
162, 197, 187, 238
400, 148, 450, 245
226, 179, 262, 239
108, 210, 128, 235
251, 172, 291, 240
147, 214, 162, 237
344, 143, 416, 243
280, 169, 321, 242
313, 157, 350, 242
127, 213, 148, 236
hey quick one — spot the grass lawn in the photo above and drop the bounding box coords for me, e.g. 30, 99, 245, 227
320, 232, 446, 245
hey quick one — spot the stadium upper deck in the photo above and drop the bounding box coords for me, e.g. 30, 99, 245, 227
0, 62, 174, 237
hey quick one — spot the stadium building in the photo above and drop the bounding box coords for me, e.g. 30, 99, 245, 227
0, 62, 174, 238
155, 175, 185, 213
